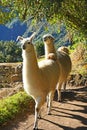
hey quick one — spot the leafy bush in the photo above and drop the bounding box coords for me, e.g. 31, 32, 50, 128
35, 42, 44, 57
0, 41, 22, 62
0, 92, 34, 125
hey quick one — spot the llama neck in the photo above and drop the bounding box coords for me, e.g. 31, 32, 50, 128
23, 48, 38, 71
45, 42, 56, 59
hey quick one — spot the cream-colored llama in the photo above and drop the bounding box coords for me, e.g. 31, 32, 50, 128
43, 34, 72, 102
17, 33, 60, 130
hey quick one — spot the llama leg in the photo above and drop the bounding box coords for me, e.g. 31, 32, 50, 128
57, 83, 62, 102
63, 81, 66, 90
33, 105, 39, 130
47, 91, 54, 115
46, 94, 49, 108
33, 97, 44, 129
33, 98, 41, 130
38, 109, 41, 119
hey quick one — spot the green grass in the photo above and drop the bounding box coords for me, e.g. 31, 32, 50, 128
0, 91, 34, 125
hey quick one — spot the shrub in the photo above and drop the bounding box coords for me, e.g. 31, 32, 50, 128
0, 92, 34, 125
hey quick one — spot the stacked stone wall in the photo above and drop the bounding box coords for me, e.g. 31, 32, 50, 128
0, 63, 22, 88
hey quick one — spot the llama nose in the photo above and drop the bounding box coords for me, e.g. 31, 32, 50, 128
22, 44, 26, 50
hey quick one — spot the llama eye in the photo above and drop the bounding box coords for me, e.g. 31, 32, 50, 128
44, 37, 47, 41
28, 41, 31, 44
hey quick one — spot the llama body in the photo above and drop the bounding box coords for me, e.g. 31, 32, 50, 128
17, 33, 60, 129
56, 50, 72, 100
23, 51, 59, 100
43, 34, 72, 101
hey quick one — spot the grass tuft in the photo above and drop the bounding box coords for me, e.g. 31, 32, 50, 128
0, 91, 34, 125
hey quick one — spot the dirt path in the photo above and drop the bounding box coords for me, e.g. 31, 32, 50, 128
1, 86, 87, 130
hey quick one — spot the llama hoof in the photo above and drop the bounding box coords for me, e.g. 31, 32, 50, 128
47, 104, 48, 108
38, 115, 41, 119
58, 99, 61, 102
33, 127, 38, 130
47, 112, 51, 115
48, 113, 51, 115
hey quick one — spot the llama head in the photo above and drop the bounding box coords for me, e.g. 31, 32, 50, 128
58, 46, 69, 55
43, 34, 55, 45
17, 32, 36, 51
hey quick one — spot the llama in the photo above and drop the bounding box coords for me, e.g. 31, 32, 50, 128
43, 34, 72, 102
17, 33, 60, 129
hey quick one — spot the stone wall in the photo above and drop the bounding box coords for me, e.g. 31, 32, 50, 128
0, 63, 22, 87
0, 63, 86, 99
0, 63, 87, 88
0, 63, 23, 99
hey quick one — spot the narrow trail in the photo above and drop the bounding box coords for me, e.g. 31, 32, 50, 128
1, 86, 87, 130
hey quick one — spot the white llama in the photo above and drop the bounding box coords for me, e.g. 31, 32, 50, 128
17, 33, 60, 129
43, 34, 72, 102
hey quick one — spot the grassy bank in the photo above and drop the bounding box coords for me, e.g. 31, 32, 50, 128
0, 91, 34, 125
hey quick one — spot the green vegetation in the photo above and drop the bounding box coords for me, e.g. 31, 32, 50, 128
35, 42, 44, 57
0, 0, 87, 61
0, 0, 87, 38
0, 91, 34, 125
0, 40, 22, 62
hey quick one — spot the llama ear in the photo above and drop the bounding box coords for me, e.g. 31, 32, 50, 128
29, 32, 36, 42
16, 36, 23, 41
